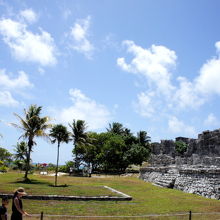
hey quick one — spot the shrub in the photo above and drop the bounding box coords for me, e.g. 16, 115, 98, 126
0, 165, 8, 173
175, 141, 188, 155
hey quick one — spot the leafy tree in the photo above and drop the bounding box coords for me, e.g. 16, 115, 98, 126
0, 147, 12, 166
86, 132, 112, 171
175, 141, 188, 155
69, 120, 89, 171
123, 144, 150, 166
66, 121, 152, 173
49, 124, 69, 186
74, 132, 99, 173
65, 160, 75, 172
102, 134, 127, 172
13, 141, 28, 171
13, 160, 25, 171
11, 104, 51, 180
47, 163, 56, 171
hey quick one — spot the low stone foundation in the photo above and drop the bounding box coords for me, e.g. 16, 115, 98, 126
0, 186, 132, 201
140, 166, 220, 200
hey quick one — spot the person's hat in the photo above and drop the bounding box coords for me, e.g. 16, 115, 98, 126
16, 187, 27, 195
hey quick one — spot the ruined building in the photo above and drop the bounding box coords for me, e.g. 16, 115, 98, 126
140, 129, 220, 200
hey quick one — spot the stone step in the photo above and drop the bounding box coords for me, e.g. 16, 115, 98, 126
154, 181, 173, 188
153, 174, 179, 188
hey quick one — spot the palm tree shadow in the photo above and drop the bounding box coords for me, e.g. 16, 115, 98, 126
48, 184, 68, 187
11, 178, 50, 185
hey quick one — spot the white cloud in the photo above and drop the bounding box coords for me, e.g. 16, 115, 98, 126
69, 16, 94, 58
0, 69, 33, 89
168, 116, 196, 136
117, 40, 176, 96
0, 69, 33, 107
117, 40, 220, 138
174, 76, 205, 109
188, 41, 220, 97
20, 9, 37, 23
118, 40, 220, 117
117, 40, 179, 118
195, 58, 220, 95
204, 113, 218, 127
56, 89, 112, 130
0, 91, 19, 106
215, 41, 220, 54
0, 17, 57, 66
174, 42, 220, 109
134, 91, 155, 117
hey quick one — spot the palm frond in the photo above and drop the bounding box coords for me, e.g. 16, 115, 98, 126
13, 113, 29, 129
10, 123, 26, 131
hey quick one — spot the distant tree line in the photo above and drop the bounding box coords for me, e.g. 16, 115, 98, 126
0, 104, 151, 184
75, 122, 151, 173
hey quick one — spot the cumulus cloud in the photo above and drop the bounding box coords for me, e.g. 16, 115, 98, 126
117, 40, 176, 96
173, 42, 220, 108
204, 113, 219, 127
0, 91, 19, 106
118, 40, 220, 119
0, 15, 57, 66
173, 76, 205, 109
0, 69, 33, 107
195, 43, 220, 95
215, 41, 220, 54
55, 89, 112, 130
69, 16, 94, 58
168, 116, 196, 136
133, 91, 155, 117
0, 69, 33, 89
20, 9, 37, 23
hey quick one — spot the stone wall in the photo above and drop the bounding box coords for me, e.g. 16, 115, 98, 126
150, 129, 220, 166
140, 166, 220, 200
140, 129, 220, 200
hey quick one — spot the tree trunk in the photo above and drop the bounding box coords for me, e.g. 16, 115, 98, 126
24, 140, 32, 180
74, 143, 80, 171
55, 142, 60, 186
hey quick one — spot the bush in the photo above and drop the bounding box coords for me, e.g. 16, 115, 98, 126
0, 165, 8, 173
175, 141, 188, 155
58, 165, 68, 173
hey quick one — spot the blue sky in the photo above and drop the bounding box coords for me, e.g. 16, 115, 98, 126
1, 0, 220, 164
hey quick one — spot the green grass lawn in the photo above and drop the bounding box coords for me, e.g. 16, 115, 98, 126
0, 172, 220, 219
0, 172, 118, 197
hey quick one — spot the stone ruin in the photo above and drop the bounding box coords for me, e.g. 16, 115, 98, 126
140, 129, 220, 200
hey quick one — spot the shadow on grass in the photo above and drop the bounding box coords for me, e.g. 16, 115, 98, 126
48, 184, 68, 187
11, 178, 51, 185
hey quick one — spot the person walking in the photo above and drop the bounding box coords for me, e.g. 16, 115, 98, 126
11, 187, 29, 220
0, 196, 9, 220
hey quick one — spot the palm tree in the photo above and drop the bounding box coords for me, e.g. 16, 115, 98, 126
11, 105, 51, 181
69, 120, 88, 171
49, 124, 69, 186
107, 122, 125, 135
14, 141, 28, 161
137, 131, 151, 148
14, 141, 28, 171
